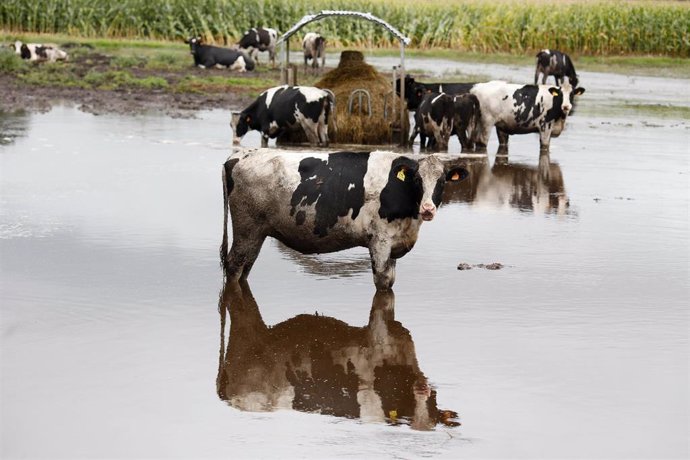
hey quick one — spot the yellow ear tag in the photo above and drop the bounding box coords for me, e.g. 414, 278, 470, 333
451, 172, 460, 181
389, 410, 398, 421
550, 90, 559, 97
397, 169, 406, 181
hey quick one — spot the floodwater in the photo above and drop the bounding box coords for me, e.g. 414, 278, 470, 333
1, 59, 689, 459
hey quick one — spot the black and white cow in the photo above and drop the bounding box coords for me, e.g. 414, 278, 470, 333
238, 27, 278, 67
452, 93, 481, 152
220, 150, 469, 290
185, 36, 254, 71
232, 85, 333, 147
469, 80, 585, 152
535, 49, 579, 88
12, 40, 68, 62
409, 93, 455, 151
397, 75, 476, 112
302, 32, 326, 69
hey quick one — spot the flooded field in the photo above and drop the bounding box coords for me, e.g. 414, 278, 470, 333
1, 59, 689, 459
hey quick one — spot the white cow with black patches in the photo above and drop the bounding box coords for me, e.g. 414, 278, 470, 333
232, 85, 333, 147
470, 80, 585, 152
220, 150, 469, 290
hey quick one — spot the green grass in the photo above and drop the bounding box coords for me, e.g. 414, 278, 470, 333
1, 0, 688, 56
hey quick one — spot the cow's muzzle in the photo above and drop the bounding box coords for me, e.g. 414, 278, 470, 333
420, 203, 437, 221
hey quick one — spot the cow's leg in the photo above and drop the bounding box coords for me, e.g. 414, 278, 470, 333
496, 128, 509, 147
542, 74, 548, 84
539, 128, 551, 152
317, 118, 329, 147
369, 240, 396, 290
225, 231, 266, 281
261, 134, 269, 148
408, 124, 419, 147
473, 120, 491, 153
534, 68, 540, 85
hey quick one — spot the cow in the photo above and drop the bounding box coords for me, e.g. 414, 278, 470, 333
220, 149, 469, 290
408, 93, 455, 151
11, 40, 68, 62
238, 27, 278, 67
469, 80, 585, 152
231, 85, 333, 148
396, 75, 476, 112
217, 279, 460, 430
535, 49, 579, 88
452, 93, 481, 152
184, 36, 254, 71
302, 32, 326, 70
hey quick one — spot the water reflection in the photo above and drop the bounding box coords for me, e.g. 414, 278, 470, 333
276, 242, 371, 278
443, 153, 570, 214
216, 280, 459, 430
0, 110, 30, 146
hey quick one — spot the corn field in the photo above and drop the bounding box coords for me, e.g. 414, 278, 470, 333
1, 0, 688, 56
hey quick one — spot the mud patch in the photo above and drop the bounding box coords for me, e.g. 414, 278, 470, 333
457, 262, 504, 270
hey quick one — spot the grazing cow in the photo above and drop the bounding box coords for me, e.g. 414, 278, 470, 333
184, 36, 254, 71
220, 149, 469, 290
302, 32, 326, 69
409, 93, 455, 151
396, 75, 476, 112
238, 27, 277, 67
535, 49, 579, 88
232, 85, 333, 147
11, 40, 68, 62
469, 80, 585, 152
217, 280, 460, 429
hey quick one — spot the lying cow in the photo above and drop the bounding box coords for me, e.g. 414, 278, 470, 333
535, 49, 579, 88
302, 32, 326, 69
232, 85, 333, 147
185, 36, 254, 71
409, 93, 455, 151
11, 40, 68, 62
220, 150, 469, 290
218, 280, 460, 429
397, 75, 476, 112
470, 80, 585, 152
238, 27, 277, 67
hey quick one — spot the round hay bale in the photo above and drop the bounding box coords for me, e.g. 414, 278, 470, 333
277, 50, 409, 147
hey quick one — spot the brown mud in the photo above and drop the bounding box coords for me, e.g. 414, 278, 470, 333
0, 51, 268, 117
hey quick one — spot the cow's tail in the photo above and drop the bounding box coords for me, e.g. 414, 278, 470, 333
220, 162, 230, 275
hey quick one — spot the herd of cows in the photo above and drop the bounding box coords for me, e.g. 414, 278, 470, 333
5, 31, 585, 292
220, 35, 586, 290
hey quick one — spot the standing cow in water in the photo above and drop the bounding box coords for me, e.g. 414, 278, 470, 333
221, 150, 469, 290
470, 80, 585, 152
302, 32, 326, 70
238, 27, 278, 67
409, 93, 455, 151
534, 49, 579, 88
231, 85, 333, 147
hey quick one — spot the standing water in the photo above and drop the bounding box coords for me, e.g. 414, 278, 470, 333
1, 62, 688, 459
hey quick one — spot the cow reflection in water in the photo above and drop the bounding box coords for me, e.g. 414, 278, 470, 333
216, 280, 459, 430
442, 153, 570, 214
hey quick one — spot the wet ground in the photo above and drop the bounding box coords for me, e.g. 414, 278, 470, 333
1, 58, 689, 458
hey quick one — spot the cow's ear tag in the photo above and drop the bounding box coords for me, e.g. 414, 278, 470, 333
245, 115, 251, 123
397, 168, 406, 181
447, 167, 469, 182
549, 88, 559, 97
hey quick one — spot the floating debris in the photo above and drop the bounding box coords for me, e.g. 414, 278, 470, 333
457, 262, 504, 270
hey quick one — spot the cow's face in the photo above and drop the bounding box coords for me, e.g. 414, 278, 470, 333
549, 81, 585, 116
391, 156, 468, 221
234, 113, 250, 139
185, 36, 201, 54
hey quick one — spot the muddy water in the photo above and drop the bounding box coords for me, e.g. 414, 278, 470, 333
2, 64, 689, 458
